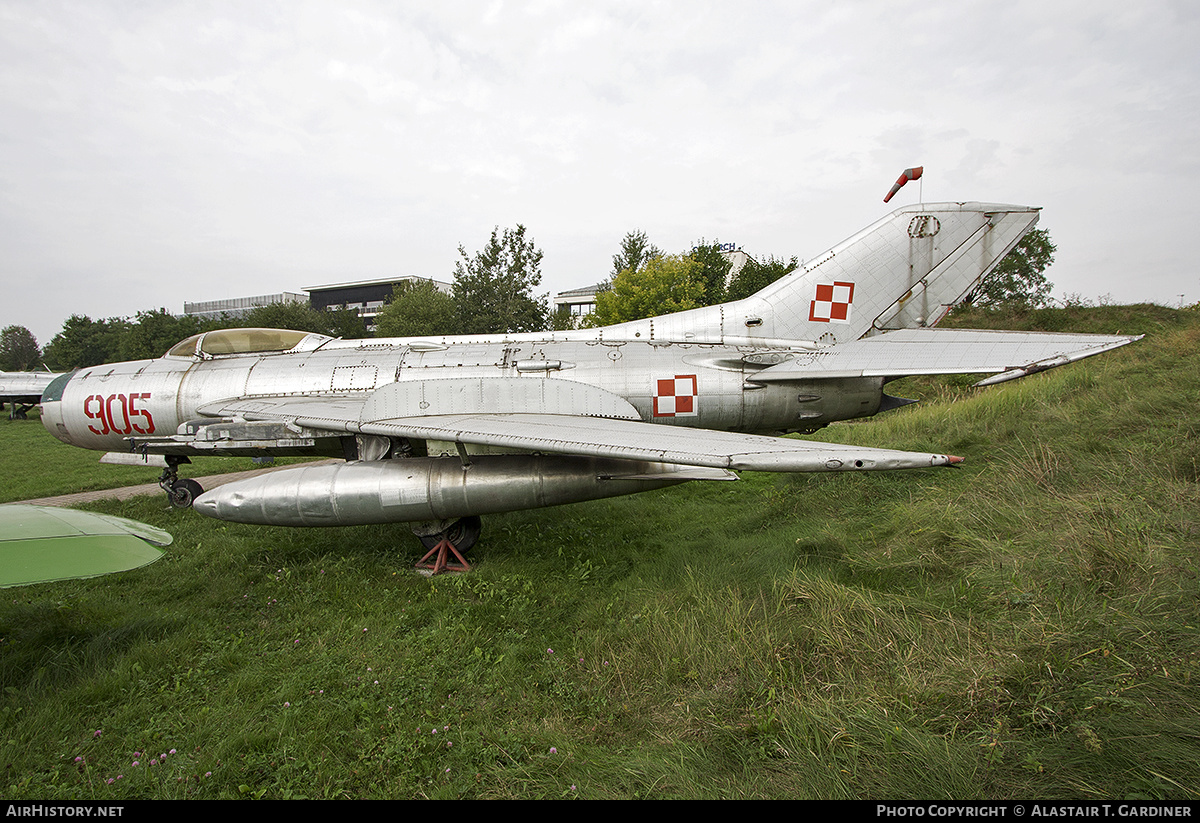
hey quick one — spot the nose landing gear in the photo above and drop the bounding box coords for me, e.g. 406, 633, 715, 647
158, 456, 204, 509
167, 478, 205, 508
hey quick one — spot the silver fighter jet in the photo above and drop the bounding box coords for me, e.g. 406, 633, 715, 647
38, 202, 1138, 553
0, 370, 61, 419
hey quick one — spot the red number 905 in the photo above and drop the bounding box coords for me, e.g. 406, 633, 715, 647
83, 393, 155, 436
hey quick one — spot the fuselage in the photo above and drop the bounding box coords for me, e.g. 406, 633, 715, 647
39, 201, 1047, 459
40, 332, 886, 456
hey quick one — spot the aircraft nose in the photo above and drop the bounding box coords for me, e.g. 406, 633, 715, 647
39, 372, 76, 446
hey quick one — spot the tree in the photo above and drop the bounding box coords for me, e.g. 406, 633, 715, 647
963, 228, 1056, 308
0, 326, 41, 371
120, 309, 207, 361
590, 254, 705, 326
375, 280, 460, 338
242, 301, 366, 339
323, 306, 373, 340
452, 225, 548, 334
725, 255, 799, 302
611, 230, 661, 278
548, 304, 578, 331
688, 242, 734, 305
43, 315, 130, 370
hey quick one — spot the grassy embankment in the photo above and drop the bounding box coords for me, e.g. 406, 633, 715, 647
0, 304, 1197, 798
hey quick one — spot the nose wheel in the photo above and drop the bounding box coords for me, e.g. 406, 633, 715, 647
158, 457, 202, 509
168, 478, 204, 508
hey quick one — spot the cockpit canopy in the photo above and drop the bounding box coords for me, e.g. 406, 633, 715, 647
166, 328, 332, 358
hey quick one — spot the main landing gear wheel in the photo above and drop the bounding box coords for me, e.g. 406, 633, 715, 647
417, 516, 482, 554
168, 478, 204, 509
414, 516, 482, 575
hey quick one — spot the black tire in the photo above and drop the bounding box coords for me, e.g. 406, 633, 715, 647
418, 515, 482, 554
169, 478, 204, 509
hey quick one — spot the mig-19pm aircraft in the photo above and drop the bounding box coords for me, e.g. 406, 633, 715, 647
0, 370, 61, 420
38, 202, 1138, 554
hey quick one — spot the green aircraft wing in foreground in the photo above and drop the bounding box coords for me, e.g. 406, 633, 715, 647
0, 505, 170, 587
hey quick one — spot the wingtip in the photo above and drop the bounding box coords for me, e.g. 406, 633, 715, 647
947, 455, 965, 466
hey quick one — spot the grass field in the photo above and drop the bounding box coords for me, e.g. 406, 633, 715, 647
1, 304, 1198, 799
0, 422, 314, 505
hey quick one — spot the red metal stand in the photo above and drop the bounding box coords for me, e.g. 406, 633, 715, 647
415, 537, 471, 574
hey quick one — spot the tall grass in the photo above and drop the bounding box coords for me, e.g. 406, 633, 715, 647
1, 305, 1198, 798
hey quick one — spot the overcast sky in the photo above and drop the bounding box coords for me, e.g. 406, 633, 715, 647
2, 0, 1196, 346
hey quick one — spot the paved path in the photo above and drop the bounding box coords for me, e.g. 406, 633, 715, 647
17, 459, 340, 508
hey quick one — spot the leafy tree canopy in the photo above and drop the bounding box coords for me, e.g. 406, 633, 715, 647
43, 315, 131, 371
375, 280, 460, 338
242, 301, 367, 339
687, 242, 734, 305
41, 299, 373, 370
548, 304, 579, 331
452, 225, 548, 335
591, 229, 802, 324
963, 228, 1056, 308
589, 254, 706, 326
611, 230, 661, 278
725, 255, 799, 302
119, 309, 207, 361
610, 232, 733, 306
0, 326, 41, 371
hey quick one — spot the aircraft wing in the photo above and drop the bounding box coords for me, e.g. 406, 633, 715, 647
747, 328, 1140, 386
193, 377, 961, 473
357, 413, 958, 472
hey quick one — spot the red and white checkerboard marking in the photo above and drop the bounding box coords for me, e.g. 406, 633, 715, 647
653, 374, 698, 417
809, 281, 855, 323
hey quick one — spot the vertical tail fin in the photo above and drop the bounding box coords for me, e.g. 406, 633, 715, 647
595, 202, 1040, 346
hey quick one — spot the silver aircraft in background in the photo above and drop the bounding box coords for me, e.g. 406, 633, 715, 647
39, 202, 1138, 552
0, 371, 61, 420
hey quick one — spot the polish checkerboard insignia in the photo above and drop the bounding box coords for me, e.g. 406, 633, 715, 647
653, 374, 698, 417
809, 281, 855, 323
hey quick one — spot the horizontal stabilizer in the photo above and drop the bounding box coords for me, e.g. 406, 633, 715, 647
747, 328, 1140, 383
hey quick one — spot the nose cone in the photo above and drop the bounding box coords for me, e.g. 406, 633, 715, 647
39, 373, 76, 445
40, 400, 69, 444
